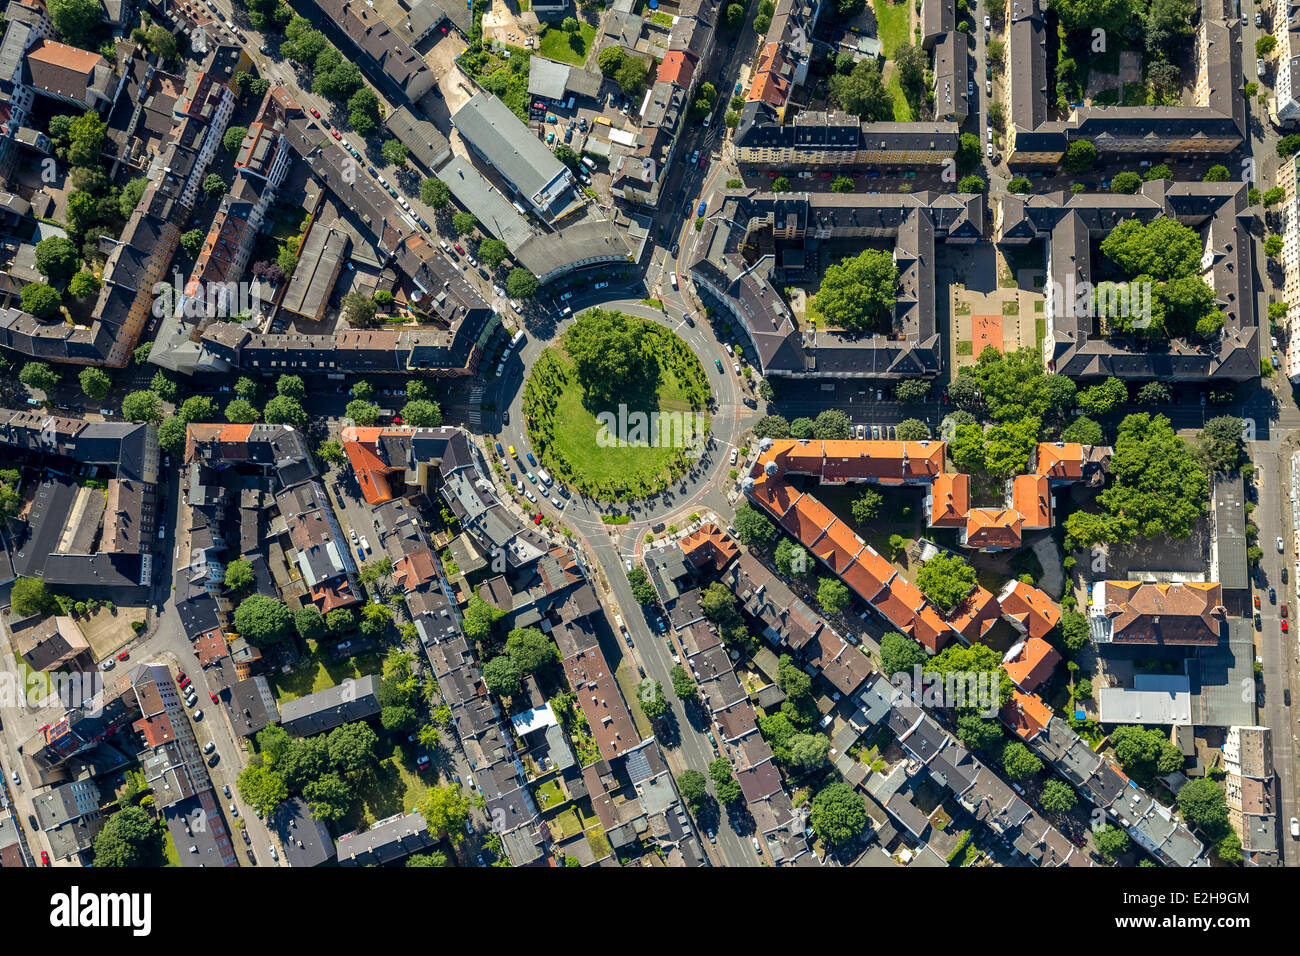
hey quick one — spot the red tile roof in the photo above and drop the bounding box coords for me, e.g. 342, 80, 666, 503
657, 49, 697, 87
1002, 637, 1062, 693
928, 472, 969, 526
998, 580, 1061, 640
1001, 690, 1053, 740
1012, 474, 1052, 528
679, 522, 739, 571
964, 508, 1023, 550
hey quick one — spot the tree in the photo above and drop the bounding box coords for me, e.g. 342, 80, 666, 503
1094, 825, 1130, 863
12, 577, 56, 617
35, 236, 79, 287
1039, 779, 1078, 813
478, 238, 510, 268
790, 417, 815, 439
813, 249, 898, 332
223, 125, 249, 154
202, 173, 227, 201
789, 733, 832, 770
303, 771, 354, 821
341, 290, 377, 326
614, 55, 649, 94
505, 627, 557, 674
92, 805, 163, 867
1136, 381, 1171, 405
407, 851, 449, 867
753, 414, 790, 439
677, 769, 709, 813
733, 503, 776, 546
506, 268, 539, 300
20, 361, 61, 394
1063, 139, 1098, 173
670, 665, 696, 699
957, 174, 987, 194
775, 538, 812, 577
1006, 176, 1033, 194
416, 785, 473, 843
294, 606, 327, 642
1001, 741, 1043, 780
225, 398, 260, 424
121, 390, 163, 423
1144, 163, 1172, 182
378, 135, 409, 167
233, 594, 292, 646
223, 558, 254, 593
1265, 234, 1283, 259
896, 418, 929, 441
179, 395, 214, 424
1203, 164, 1230, 182
1101, 217, 1202, 282
1061, 415, 1103, 445
264, 395, 308, 427
812, 408, 852, 439
640, 680, 669, 720
627, 566, 658, 604
1257, 34, 1277, 57
709, 757, 742, 803
180, 228, 205, 258
421, 178, 450, 209
771, 176, 791, 193
1077, 376, 1127, 416
1110, 724, 1186, 779
562, 308, 654, 401
598, 45, 626, 75
830, 58, 892, 120
1061, 610, 1090, 651
158, 417, 186, 456
49, 0, 103, 48
915, 552, 977, 613
462, 593, 506, 642
1065, 413, 1207, 546
817, 577, 851, 614
326, 722, 379, 778
956, 132, 982, 171
809, 782, 868, 846
894, 378, 931, 403
1109, 171, 1142, 194
830, 175, 854, 193
401, 399, 442, 427
1197, 416, 1244, 473
880, 632, 927, 678
850, 489, 883, 524
358, 602, 393, 639
444, 209, 478, 239
725, 2, 745, 28
20, 283, 61, 319
1175, 777, 1229, 832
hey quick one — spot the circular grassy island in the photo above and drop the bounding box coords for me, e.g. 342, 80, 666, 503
522, 309, 712, 502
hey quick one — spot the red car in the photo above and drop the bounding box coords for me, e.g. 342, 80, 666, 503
40, 851, 49, 866
1283, 619, 1290, 632
176, 670, 187, 683
1255, 594, 1262, 608
117, 650, 129, 661
210, 692, 219, 704
533, 514, 542, 524
393, 415, 403, 425
454, 243, 464, 254
310, 108, 320, 118
331, 129, 341, 140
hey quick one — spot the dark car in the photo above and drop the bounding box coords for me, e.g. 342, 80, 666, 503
1270, 588, 1277, 603
1254, 612, 1262, 630
208, 754, 220, 767
1284, 567, 1290, 584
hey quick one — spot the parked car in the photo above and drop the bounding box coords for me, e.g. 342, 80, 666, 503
1279, 537, 1287, 553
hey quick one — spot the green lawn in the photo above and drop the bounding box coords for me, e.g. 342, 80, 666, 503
537, 24, 596, 66
343, 738, 435, 830
534, 777, 566, 810
524, 325, 711, 500
872, 0, 911, 58
267, 639, 383, 703
616, 663, 655, 739
885, 71, 914, 121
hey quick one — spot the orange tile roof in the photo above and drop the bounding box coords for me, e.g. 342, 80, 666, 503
999, 580, 1061, 640
657, 49, 696, 87
394, 548, 439, 591
1012, 474, 1052, 528
779, 494, 837, 548
748, 71, 791, 108
1100, 581, 1225, 645
1001, 690, 1053, 740
811, 518, 864, 574
928, 472, 970, 526
27, 37, 104, 76
747, 470, 803, 518
964, 508, 1023, 549
1002, 636, 1062, 693
945, 585, 1001, 642
912, 603, 951, 654
840, 546, 895, 603
772, 439, 825, 476
873, 574, 926, 634
679, 522, 739, 571
1035, 442, 1085, 479
340, 425, 412, 506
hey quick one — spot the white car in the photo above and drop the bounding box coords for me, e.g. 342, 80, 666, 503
1279, 537, 1286, 553
984, 14, 990, 27
349, 528, 358, 543
203, 741, 216, 754
987, 142, 993, 158
269, 844, 279, 862
525, 490, 537, 503
730, 448, 738, 465
192, 709, 203, 721
360, 536, 371, 553
987, 127, 993, 142
1291, 816, 1299, 838
229, 803, 239, 817
733, 361, 741, 373
552, 497, 563, 509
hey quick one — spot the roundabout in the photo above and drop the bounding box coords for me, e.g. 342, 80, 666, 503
521, 310, 712, 502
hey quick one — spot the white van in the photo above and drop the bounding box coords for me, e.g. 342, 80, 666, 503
510, 329, 526, 349
582, 156, 597, 171
669, 273, 679, 289
537, 468, 552, 486
439, 239, 451, 252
